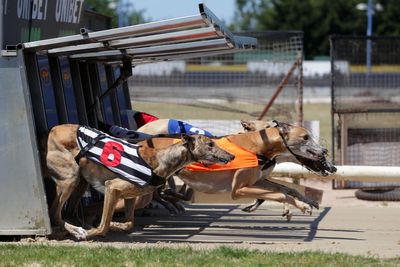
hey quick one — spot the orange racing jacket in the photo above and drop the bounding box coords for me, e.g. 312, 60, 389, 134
185, 137, 262, 172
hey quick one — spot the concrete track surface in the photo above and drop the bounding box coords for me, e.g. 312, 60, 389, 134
15, 183, 400, 258
87, 203, 398, 258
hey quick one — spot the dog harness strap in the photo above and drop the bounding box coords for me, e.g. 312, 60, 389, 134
257, 154, 276, 170
178, 120, 187, 134
147, 174, 165, 187
276, 124, 313, 172
74, 133, 106, 164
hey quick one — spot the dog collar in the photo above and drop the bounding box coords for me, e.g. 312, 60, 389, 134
257, 154, 276, 170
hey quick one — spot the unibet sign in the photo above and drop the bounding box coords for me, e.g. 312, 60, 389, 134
2, 0, 85, 49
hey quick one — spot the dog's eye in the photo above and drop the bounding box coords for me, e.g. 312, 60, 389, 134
303, 135, 309, 141
207, 142, 214, 147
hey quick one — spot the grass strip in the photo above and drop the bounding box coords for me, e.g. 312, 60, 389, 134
0, 244, 399, 267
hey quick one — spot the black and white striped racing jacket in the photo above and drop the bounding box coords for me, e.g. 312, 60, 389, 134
75, 126, 164, 187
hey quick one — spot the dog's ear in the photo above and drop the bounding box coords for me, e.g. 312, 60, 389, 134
264, 121, 276, 128
272, 120, 281, 127
181, 134, 195, 149
181, 133, 193, 143
277, 122, 291, 138
240, 120, 256, 132
270, 120, 279, 128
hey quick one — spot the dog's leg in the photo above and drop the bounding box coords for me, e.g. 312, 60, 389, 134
48, 179, 78, 227
86, 179, 124, 238
261, 179, 319, 209
48, 179, 90, 239
231, 169, 313, 216
282, 203, 293, 221
242, 199, 265, 213
46, 147, 79, 223
123, 198, 136, 231
153, 189, 180, 215
64, 178, 89, 226
233, 180, 313, 215
109, 198, 136, 232
241, 197, 293, 221
50, 180, 73, 226
242, 176, 320, 214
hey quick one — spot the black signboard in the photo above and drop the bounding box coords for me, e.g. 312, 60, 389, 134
2, 0, 85, 49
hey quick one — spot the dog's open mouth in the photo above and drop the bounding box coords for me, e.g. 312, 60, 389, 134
297, 155, 337, 176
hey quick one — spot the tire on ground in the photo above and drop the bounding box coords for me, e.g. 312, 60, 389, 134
355, 189, 400, 201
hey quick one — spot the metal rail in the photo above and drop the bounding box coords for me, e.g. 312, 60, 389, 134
272, 163, 400, 182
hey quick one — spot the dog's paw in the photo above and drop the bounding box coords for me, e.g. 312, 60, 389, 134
241, 206, 254, 213
242, 203, 259, 213
110, 222, 134, 233
173, 202, 186, 214
307, 199, 319, 210
63, 222, 88, 240
282, 209, 293, 222
72, 227, 88, 240
300, 204, 313, 216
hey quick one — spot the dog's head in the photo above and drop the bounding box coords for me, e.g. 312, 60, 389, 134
181, 134, 235, 166
272, 121, 337, 176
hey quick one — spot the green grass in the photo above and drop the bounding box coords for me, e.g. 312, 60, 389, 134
0, 244, 399, 267
132, 101, 293, 121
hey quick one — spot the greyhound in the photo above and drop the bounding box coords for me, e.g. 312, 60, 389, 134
44, 124, 234, 240
136, 120, 336, 216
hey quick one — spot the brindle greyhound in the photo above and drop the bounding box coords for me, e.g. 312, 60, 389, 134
136, 120, 336, 216
44, 124, 234, 240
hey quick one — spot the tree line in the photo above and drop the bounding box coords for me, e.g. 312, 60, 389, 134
231, 0, 400, 59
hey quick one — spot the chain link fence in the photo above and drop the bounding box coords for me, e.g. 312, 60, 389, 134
129, 31, 303, 135
331, 36, 400, 189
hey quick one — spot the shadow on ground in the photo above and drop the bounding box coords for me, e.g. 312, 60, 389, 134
92, 204, 363, 244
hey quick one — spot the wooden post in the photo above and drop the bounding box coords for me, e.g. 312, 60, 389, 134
295, 52, 303, 126
339, 114, 348, 165
339, 113, 348, 188
257, 58, 299, 120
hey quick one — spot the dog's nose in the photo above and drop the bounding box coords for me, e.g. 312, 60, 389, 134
229, 154, 235, 161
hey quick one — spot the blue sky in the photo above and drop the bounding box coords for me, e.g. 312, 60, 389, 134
131, 0, 236, 24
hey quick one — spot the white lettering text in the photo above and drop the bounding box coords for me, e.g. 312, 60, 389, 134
55, 0, 84, 24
